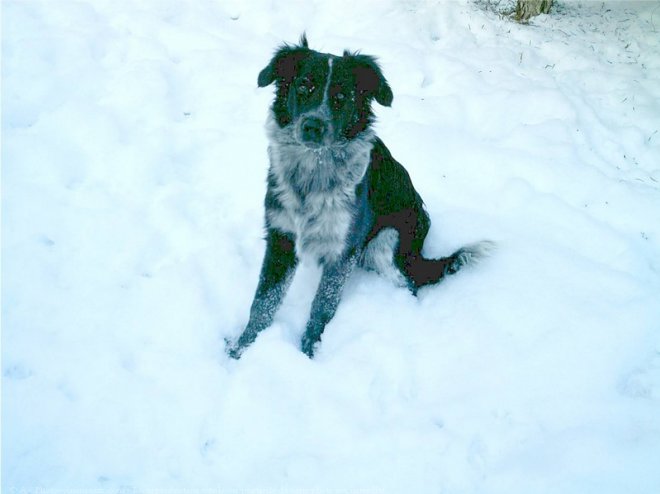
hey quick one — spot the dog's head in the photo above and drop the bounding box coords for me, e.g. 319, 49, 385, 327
258, 34, 392, 149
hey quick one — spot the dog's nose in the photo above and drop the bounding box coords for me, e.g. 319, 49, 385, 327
301, 117, 327, 144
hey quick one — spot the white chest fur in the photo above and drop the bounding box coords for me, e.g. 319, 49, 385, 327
269, 184, 355, 264
265, 119, 374, 264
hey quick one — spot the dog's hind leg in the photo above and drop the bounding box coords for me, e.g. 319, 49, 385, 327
395, 241, 495, 294
301, 251, 358, 358
360, 227, 408, 287
390, 208, 494, 294
227, 229, 298, 359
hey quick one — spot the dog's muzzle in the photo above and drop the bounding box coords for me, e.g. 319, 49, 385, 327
300, 116, 328, 147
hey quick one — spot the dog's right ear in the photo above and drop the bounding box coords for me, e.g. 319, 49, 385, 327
258, 34, 310, 87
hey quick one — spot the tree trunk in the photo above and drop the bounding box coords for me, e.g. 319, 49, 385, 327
516, 0, 553, 22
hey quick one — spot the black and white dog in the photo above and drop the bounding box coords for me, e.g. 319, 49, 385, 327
227, 35, 493, 359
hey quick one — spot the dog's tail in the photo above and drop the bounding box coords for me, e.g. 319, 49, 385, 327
400, 240, 496, 294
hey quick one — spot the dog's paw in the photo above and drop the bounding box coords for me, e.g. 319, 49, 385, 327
300, 334, 318, 359
224, 338, 244, 360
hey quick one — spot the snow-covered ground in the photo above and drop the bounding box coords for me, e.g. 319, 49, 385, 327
3, 0, 660, 492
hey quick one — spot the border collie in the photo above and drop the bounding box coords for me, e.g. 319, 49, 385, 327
227, 35, 493, 359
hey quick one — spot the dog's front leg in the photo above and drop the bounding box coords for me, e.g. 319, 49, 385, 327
301, 252, 358, 358
227, 229, 298, 359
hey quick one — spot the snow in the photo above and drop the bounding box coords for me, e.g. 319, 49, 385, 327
3, 0, 660, 492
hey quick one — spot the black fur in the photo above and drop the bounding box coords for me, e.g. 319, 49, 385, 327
227, 37, 493, 359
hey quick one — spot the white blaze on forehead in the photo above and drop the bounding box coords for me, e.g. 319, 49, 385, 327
322, 58, 334, 106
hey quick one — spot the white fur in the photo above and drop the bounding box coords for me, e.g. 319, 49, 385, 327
456, 240, 497, 267
322, 58, 333, 106
265, 114, 375, 264
360, 228, 407, 286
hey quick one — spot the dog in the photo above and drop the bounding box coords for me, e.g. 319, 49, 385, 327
227, 35, 493, 359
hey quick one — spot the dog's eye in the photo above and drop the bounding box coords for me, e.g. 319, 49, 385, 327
332, 92, 347, 109
297, 82, 314, 95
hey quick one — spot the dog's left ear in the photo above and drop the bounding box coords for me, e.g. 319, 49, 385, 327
350, 54, 393, 107
258, 34, 310, 88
